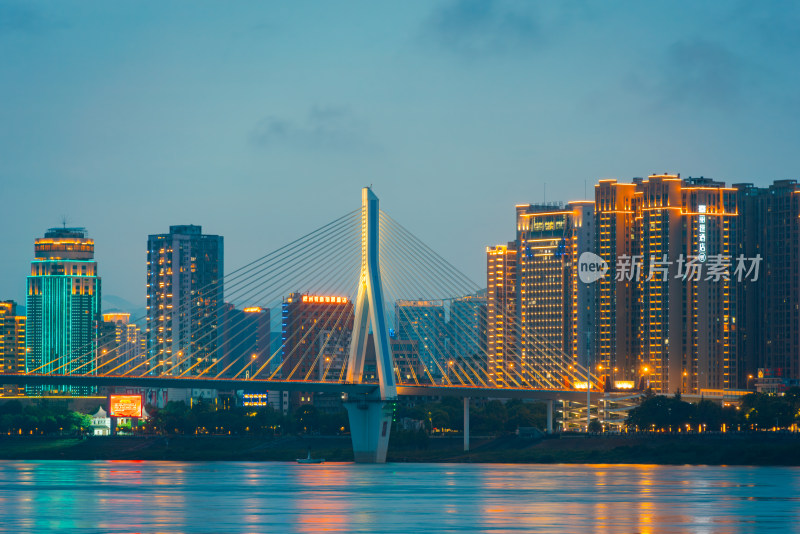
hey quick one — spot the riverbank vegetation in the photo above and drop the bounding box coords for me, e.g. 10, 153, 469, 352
625, 389, 800, 432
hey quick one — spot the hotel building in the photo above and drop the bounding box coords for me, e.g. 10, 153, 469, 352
594, 175, 738, 394
26, 227, 101, 395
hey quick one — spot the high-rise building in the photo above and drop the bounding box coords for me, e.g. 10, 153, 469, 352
97, 312, 146, 375
220, 304, 271, 378
146, 225, 223, 376
515, 201, 595, 383
281, 293, 353, 409
731, 180, 800, 383
395, 300, 447, 378
448, 291, 487, 381
486, 243, 517, 387
390, 338, 425, 383
0, 300, 26, 396
26, 227, 101, 395
594, 180, 638, 383
636, 176, 737, 393
761, 180, 800, 379
732, 183, 766, 387
281, 293, 353, 381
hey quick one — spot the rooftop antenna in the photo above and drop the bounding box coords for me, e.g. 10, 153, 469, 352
60, 215, 68, 229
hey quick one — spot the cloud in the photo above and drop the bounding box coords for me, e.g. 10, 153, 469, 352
249, 106, 366, 150
422, 0, 542, 57
631, 39, 753, 112
0, 3, 44, 33
727, 1, 800, 53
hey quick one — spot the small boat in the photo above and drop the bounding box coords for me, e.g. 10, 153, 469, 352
296, 452, 325, 464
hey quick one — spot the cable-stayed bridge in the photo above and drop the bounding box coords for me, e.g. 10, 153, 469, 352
0, 188, 633, 462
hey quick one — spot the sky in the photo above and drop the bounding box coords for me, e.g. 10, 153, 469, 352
1, 1, 799, 309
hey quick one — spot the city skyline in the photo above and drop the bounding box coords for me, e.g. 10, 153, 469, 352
3, 1, 800, 306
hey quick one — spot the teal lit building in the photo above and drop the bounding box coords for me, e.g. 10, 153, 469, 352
26, 227, 101, 395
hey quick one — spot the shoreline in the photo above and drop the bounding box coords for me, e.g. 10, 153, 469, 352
1, 434, 799, 466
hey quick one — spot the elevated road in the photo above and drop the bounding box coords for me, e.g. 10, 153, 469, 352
0, 374, 626, 402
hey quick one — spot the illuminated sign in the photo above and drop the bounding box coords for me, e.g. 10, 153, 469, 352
243, 307, 262, 313
301, 295, 348, 304
698, 205, 707, 262
242, 392, 269, 407
573, 381, 590, 390
614, 380, 635, 390
109, 395, 143, 418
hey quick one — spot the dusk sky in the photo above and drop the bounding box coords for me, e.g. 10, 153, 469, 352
2, 1, 799, 309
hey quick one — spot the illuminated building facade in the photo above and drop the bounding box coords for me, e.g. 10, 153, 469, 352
0, 300, 26, 395
448, 291, 487, 381
594, 180, 638, 383
281, 293, 353, 382
682, 177, 737, 393
97, 313, 146, 375
390, 338, 425, 383
220, 304, 271, 378
26, 227, 101, 395
631, 175, 737, 394
395, 300, 447, 377
486, 243, 517, 387
146, 225, 223, 376
516, 202, 595, 384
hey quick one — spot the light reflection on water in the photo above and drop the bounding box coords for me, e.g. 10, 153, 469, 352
0, 461, 798, 533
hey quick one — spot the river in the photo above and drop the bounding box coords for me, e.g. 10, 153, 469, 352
0, 461, 798, 532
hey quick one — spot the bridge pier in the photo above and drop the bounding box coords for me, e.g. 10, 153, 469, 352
344, 394, 393, 463
546, 399, 553, 434
463, 398, 470, 451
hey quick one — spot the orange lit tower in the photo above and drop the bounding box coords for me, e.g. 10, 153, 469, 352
515, 201, 595, 382
486, 243, 517, 387
594, 180, 637, 385
0, 300, 25, 395
633, 175, 737, 394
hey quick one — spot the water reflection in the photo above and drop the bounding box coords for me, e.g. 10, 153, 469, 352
0, 461, 798, 533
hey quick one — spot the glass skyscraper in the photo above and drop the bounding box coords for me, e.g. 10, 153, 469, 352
26, 227, 101, 395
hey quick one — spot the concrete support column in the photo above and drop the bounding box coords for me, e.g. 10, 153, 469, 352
463, 397, 470, 451
345, 395, 392, 463
546, 400, 553, 434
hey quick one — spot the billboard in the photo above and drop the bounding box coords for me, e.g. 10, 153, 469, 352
109, 394, 143, 418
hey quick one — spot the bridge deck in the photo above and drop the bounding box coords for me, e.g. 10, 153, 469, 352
0, 374, 628, 402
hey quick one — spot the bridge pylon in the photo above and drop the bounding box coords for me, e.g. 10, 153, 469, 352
344, 187, 396, 463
